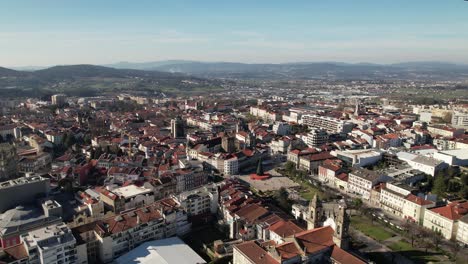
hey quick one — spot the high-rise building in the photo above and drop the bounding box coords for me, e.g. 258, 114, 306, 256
301, 114, 354, 134
171, 116, 185, 138
306, 129, 329, 147
0, 143, 18, 181
51, 94, 67, 106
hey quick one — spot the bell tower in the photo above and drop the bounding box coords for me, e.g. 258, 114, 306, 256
333, 205, 350, 249
306, 194, 321, 230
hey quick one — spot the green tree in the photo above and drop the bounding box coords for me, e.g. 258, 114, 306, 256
274, 187, 291, 211
352, 198, 363, 215
433, 175, 447, 198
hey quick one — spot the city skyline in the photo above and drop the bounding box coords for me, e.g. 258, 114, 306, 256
1, 0, 468, 67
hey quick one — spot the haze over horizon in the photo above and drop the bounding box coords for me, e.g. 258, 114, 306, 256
1, 0, 468, 67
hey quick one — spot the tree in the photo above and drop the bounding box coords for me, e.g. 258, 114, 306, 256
433, 174, 447, 198
431, 230, 444, 250
274, 187, 291, 211
401, 221, 418, 247
352, 198, 363, 215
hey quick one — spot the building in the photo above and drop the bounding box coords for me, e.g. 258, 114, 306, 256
402, 194, 436, 224
301, 114, 354, 134
171, 116, 185, 138
272, 122, 291, 136
99, 184, 154, 213
331, 149, 382, 168
305, 195, 350, 249
306, 129, 329, 147
0, 202, 62, 249
433, 149, 468, 166
233, 226, 366, 264
452, 111, 468, 128
427, 125, 465, 138
93, 198, 190, 262
456, 215, 468, 245
176, 183, 219, 217
21, 222, 77, 264
115, 237, 206, 264
379, 182, 413, 217
423, 200, 468, 240
0, 175, 50, 213
347, 168, 389, 201
222, 135, 236, 153
397, 152, 448, 177
51, 94, 67, 106
0, 143, 18, 181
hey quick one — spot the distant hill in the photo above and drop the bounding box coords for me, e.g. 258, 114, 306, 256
0, 66, 25, 77
103, 61, 468, 80
0, 64, 221, 97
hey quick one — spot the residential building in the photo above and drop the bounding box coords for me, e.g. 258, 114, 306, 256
402, 194, 436, 224
51, 94, 67, 106
456, 215, 468, 245
21, 222, 77, 264
347, 168, 389, 201
423, 200, 468, 240
452, 111, 468, 128
379, 182, 412, 217
306, 129, 328, 147
301, 114, 354, 134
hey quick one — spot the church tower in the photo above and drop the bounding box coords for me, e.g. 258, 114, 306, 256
306, 194, 321, 230
332, 204, 350, 249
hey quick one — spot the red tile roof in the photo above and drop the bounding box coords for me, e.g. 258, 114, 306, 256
234, 241, 280, 264
275, 241, 301, 260
429, 201, 468, 221
331, 245, 366, 264
269, 220, 304, 238
294, 226, 335, 254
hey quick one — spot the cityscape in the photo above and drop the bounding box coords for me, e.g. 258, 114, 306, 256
1, 1, 468, 264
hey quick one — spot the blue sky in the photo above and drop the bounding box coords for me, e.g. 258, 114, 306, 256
1, 0, 468, 67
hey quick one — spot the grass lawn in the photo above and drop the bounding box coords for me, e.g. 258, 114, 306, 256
389, 239, 444, 263
388, 240, 413, 251
351, 215, 393, 241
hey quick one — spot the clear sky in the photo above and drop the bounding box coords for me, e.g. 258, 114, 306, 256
1, 0, 468, 67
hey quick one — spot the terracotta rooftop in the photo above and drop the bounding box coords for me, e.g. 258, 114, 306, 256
234, 241, 279, 264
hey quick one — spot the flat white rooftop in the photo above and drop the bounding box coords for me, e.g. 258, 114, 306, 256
112, 185, 152, 198
115, 236, 206, 264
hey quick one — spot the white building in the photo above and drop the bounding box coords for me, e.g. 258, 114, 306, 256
21, 223, 77, 264
115, 237, 206, 264
306, 129, 328, 147
176, 183, 219, 216
272, 122, 291, 136
380, 182, 412, 217
397, 152, 447, 177
433, 149, 468, 166
224, 156, 239, 176
348, 168, 389, 201
402, 194, 436, 224
301, 114, 354, 134
456, 215, 468, 245
423, 201, 468, 240
331, 149, 382, 167
452, 111, 468, 128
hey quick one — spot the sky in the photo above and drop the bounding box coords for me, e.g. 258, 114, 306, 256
1, 0, 468, 67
